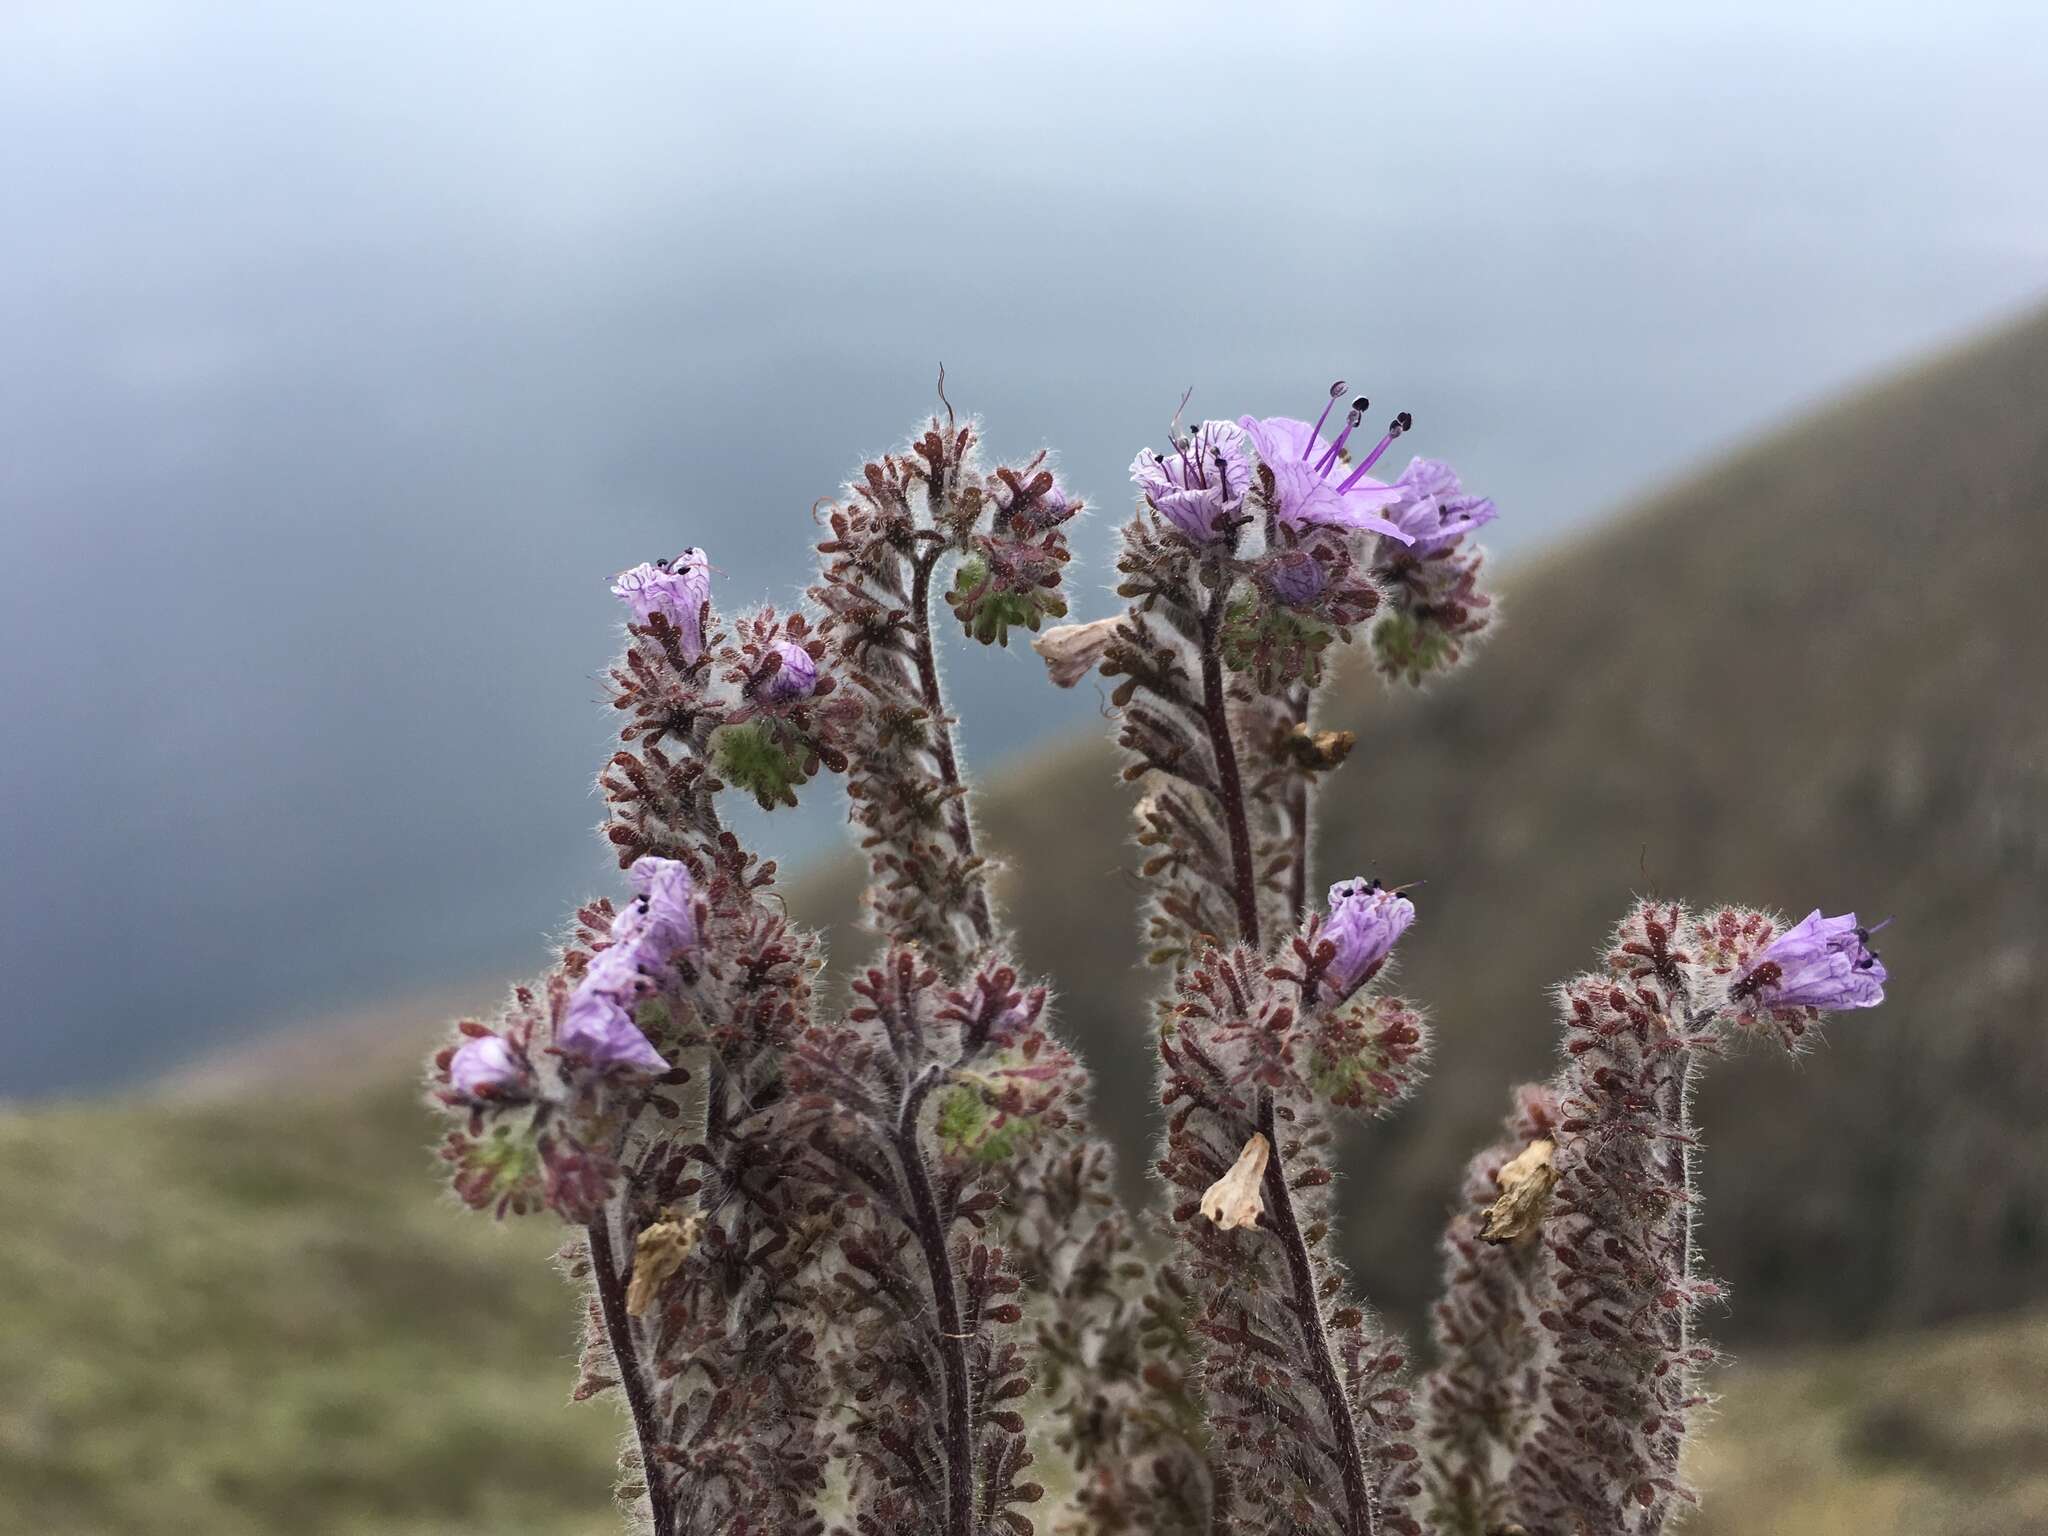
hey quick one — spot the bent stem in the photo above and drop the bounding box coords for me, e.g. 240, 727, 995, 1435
587, 1215, 677, 1536
896, 1063, 975, 1536
1199, 584, 1262, 950
1285, 681, 1313, 918
1257, 1093, 1375, 1536
911, 543, 995, 949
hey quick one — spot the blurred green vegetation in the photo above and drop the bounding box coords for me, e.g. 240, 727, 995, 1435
1687, 1312, 2048, 1536
0, 1087, 616, 1536
2, 1083, 2041, 1533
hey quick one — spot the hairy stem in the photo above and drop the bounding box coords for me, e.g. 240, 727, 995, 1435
1200, 586, 1261, 950
587, 1215, 677, 1536
1662, 998, 1707, 1365
1257, 1095, 1374, 1536
1285, 682, 1312, 918
898, 1066, 975, 1536
1660, 1064, 1693, 1355
911, 546, 995, 949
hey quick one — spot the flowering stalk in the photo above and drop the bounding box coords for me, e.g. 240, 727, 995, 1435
432, 553, 857, 1532
1033, 379, 1504, 1532
1504, 901, 1888, 1534
792, 952, 1067, 1536
803, 409, 1178, 1531
811, 402, 1076, 975
1416, 1084, 1561, 1536
1155, 927, 1431, 1535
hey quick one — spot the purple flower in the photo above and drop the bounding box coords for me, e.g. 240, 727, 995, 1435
610, 855, 699, 956
757, 640, 819, 703
1734, 910, 1889, 1012
1319, 877, 1416, 1001
1261, 548, 1328, 607
1379, 457, 1499, 560
1130, 419, 1250, 543
560, 944, 670, 1072
450, 1033, 527, 1096
611, 548, 711, 659
557, 857, 703, 1072
1238, 384, 1417, 543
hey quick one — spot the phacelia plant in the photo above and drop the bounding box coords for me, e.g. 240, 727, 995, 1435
428, 379, 1888, 1536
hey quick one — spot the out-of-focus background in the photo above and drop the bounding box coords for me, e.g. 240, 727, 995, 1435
2, 3, 2044, 1532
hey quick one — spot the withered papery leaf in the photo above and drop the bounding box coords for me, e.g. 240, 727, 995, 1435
626, 1210, 702, 1317
1199, 1132, 1272, 1231
1479, 1136, 1556, 1245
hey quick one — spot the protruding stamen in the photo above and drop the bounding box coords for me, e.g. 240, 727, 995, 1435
1302, 379, 1348, 457
1313, 395, 1371, 475
1335, 410, 1413, 492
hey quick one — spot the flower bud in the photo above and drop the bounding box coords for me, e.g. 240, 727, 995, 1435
611, 548, 711, 659
758, 640, 819, 703
1732, 908, 1888, 1012
1319, 877, 1416, 1002
559, 945, 669, 1072
449, 1033, 527, 1097
611, 855, 699, 956
1261, 549, 1328, 607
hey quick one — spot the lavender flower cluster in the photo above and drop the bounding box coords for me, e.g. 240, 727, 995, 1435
427, 380, 1886, 1536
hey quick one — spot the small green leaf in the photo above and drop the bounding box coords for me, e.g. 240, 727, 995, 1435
1370, 609, 1455, 686
712, 722, 808, 810
933, 1082, 1041, 1164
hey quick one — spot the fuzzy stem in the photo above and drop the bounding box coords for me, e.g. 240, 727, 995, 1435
897, 1065, 975, 1536
1285, 682, 1312, 918
587, 1216, 677, 1536
911, 546, 995, 949
1200, 586, 1262, 950
1263, 500, 1314, 922
1661, 1064, 1693, 1357
1257, 1094, 1374, 1536
1661, 998, 1707, 1368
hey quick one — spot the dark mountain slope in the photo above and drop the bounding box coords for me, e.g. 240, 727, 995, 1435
803, 303, 2048, 1339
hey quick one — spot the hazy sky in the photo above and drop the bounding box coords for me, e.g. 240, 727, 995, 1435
3, 1, 2045, 1095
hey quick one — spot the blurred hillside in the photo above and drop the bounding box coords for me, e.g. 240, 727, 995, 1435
2, 1078, 2040, 1533
804, 303, 2048, 1341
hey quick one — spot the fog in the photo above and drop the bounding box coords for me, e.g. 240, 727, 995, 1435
3, 0, 2043, 1095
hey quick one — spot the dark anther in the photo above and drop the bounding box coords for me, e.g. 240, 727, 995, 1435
1328, 379, 1348, 397
1397, 411, 1414, 431
1350, 394, 1370, 412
